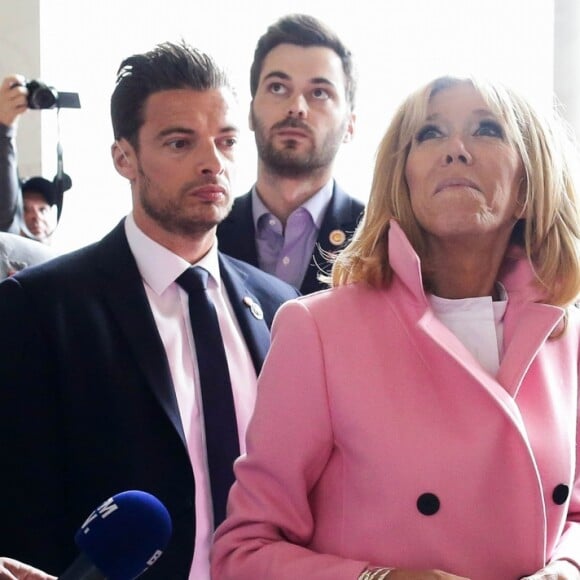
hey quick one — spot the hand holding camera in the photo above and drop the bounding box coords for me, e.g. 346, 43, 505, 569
0, 74, 80, 128
0, 74, 28, 127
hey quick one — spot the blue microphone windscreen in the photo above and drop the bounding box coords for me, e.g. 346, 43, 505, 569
74, 490, 172, 580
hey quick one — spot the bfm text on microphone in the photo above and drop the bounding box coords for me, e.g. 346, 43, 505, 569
58, 490, 172, 580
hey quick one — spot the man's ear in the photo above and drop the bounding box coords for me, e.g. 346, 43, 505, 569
342, 112, 356, 144
111, 139, 137, 180
248, 102, 255, 132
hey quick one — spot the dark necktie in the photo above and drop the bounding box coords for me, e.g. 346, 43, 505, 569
176, 266, 239, 526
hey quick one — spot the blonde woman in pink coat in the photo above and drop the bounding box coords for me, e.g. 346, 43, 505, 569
211, 76, 580, 580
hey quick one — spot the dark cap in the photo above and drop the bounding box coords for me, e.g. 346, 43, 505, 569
21, 177, 56, 206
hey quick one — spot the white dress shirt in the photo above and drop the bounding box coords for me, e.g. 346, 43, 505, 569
125, 214, 257, 580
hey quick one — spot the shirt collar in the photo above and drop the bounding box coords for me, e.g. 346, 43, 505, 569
251, 178, 334, 229
124, 212, 221, 295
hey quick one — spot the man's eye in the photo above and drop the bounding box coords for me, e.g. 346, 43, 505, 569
415, 124, 442, 142
168, 139, 188, 150
269, 82, 287, 95
312, 88, 330, 100
220, 137, 238, 149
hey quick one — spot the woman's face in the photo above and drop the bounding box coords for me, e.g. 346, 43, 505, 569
404, 83, 524, 248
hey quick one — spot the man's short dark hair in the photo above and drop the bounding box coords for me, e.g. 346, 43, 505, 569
111, 41, 234, 148
250, 14, 357, 110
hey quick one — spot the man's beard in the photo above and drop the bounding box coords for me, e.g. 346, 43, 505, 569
252, 111, 347, 178
137, 163, 231, 237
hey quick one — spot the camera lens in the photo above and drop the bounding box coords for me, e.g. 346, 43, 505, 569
26, 80, 58, 110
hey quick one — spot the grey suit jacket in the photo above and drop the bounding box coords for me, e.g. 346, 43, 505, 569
0, 231, 56, 279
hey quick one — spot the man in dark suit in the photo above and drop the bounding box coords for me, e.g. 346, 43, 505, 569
0, 42, 298, 580
217, 14, 364, 295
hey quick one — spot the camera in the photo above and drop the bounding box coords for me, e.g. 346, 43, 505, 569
26, 80, 81, 110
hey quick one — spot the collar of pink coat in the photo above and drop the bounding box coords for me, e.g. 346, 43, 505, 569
387, 219, 547, 305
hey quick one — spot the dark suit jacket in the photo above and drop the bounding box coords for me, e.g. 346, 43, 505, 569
217, 182, 364, 294
0, 220, 299, 579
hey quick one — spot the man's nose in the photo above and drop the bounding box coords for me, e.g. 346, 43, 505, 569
287, 94, 308, 118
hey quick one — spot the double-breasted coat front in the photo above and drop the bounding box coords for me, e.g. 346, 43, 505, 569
212, 220, 580, 580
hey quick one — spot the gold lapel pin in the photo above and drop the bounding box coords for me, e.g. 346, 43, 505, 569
243, 296, 264, 320
329, 229, 346, 246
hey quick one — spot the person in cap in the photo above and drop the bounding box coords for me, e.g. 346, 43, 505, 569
19, 177, 58, 243
0, 75, 61, 245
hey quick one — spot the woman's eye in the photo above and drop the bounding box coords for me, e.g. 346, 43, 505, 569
475, 120, 504, 138
415, 124, 441, 142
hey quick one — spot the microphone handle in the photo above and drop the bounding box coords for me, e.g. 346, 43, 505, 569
58, 552, 106, 580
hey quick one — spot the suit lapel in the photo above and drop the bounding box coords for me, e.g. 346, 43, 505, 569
498, 302, 564, 397
95, 223, 187, 446
219, 254, 271, 374
219, 193, 259, 266
302, 184, 363, 294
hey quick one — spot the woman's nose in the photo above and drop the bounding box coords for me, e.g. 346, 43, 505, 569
443, 137, 472, 165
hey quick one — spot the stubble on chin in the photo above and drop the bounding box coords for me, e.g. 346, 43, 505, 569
138, 175, 232, 238
260, 148, 316, 178
253, 117, 347, 178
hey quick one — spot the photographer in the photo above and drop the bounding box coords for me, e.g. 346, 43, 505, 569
0, 74, 58, 244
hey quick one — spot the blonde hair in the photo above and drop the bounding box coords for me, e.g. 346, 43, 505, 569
331, 76, 580, 306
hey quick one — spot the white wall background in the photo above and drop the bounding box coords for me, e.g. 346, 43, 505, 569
0, 0, 555, 252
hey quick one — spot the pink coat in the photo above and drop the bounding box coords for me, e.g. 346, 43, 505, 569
211, 221, 580, 580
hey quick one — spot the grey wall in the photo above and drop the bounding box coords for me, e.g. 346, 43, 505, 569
0, 0, 568, 252
0, 0, 42, 177
554, 0, 580, 139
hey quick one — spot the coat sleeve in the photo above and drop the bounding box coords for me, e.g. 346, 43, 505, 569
211, 299, 368, 580
0, 124, 23, 234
